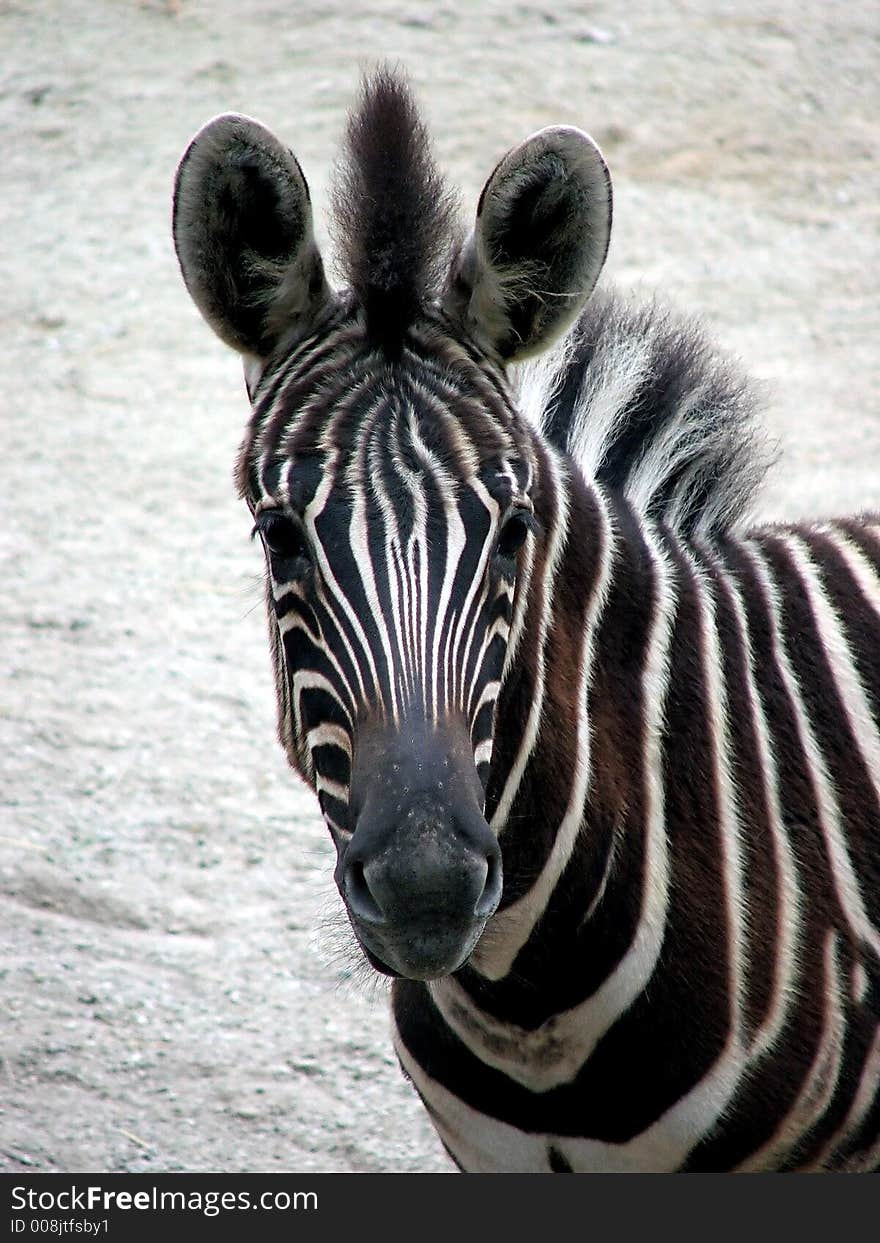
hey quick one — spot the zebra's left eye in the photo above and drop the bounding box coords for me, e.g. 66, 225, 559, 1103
252, 510, 312, 573
495, 509, 538, 566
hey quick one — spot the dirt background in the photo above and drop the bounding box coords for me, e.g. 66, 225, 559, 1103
1, 0, 877, 1174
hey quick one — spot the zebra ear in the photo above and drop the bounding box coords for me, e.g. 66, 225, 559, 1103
173, 113, 332, 359
444, 127, 612, 362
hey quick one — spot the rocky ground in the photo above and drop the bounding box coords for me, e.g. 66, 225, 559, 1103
1, 0, 877, 1172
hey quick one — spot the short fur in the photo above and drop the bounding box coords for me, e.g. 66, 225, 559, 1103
513, 288, 776, 537
175, 69, 880, 1173
173, 113, 329, 358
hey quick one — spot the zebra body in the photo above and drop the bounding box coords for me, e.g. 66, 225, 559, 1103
173, 70, 879, 1171
395, 489, 880, 1172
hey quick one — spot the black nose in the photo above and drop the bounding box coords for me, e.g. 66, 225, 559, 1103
338, 715, 504, 978
342, 796, 502, 930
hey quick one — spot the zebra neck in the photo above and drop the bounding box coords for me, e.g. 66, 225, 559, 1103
472, 465, 666, 983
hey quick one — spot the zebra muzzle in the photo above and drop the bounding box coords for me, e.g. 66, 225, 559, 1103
336, 720, 503, 980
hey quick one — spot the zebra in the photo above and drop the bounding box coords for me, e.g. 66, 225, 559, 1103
172, 68, 880, 1172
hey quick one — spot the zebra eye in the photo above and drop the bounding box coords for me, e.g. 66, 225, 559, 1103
252, 511, 312, 572
495, 509, 538, 566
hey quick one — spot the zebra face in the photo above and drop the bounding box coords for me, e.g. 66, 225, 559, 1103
173, 72, 611, 979
249, 391, 538, 979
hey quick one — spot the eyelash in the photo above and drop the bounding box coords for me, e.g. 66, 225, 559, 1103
495, 509, 539, 563
252, 511, 312, 570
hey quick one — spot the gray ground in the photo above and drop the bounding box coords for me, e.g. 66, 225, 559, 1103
1, 0, 877, 1173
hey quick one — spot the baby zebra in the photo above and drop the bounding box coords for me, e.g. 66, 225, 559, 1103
173, 69, 879, 1172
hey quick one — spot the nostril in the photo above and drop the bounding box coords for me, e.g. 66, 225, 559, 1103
344, 859, 386, 926
474, 846, 502, 920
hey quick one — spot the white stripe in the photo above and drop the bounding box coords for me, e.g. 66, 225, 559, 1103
403, 409, 462, 720
465, 614, 511, 724
395, 1019, 734, 1173
800, 1018, 880, 1170
305, 450, 376, 709
306, 722, 352, 757
824, 523, 880, 604
457, 511, 668, 1071
277, 600, 356, 726
473, 739, 494, 768
391, 413, 431, 707
470, 678, 501, 725
740, 540, 880, 958
292, 669, 349, 709
784, 532, 880, 818
488, 445, 570, 834
367, 427, 413, 712
706, 551, 803, 1061
315, 776, 349, 805
736, 930, 846, 1171
682, 545, 747, 1044
447, 478, 499, 715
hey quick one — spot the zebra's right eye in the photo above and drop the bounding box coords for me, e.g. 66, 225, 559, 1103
252, 511, 312, 573
495, 509, 539, 565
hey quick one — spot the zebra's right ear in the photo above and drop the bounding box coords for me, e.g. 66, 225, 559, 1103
173, 113, 332, 359
443, 127, 612, 362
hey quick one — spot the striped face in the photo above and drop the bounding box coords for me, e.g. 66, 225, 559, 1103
174, 79, 612, 982
240, 313, 538, 978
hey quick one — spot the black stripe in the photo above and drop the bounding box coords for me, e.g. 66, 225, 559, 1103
759, 534, 880, 935
682, 537, 832, 1169
782, 952, 878, 1169
551, 532, 732, 1141
696, 542, 779, 1046
807, 529, 880, 724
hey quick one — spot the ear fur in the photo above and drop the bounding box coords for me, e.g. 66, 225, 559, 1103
173, 113, 332, 359
444, 127, 612, 362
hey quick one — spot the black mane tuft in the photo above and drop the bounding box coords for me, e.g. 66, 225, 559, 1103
513, 290, 777, 538
331, 66, 460, 355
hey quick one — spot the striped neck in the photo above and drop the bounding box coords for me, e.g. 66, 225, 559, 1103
470, 455, 714, 999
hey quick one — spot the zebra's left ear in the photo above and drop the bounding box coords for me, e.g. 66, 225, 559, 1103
443, 127, 612, 362
173, 113, 332, 360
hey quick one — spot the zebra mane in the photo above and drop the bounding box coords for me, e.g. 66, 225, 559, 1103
512, 288, 776, 538
331, 67, 460, 355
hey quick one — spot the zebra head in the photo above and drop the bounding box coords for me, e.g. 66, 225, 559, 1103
173, 70, 611, 980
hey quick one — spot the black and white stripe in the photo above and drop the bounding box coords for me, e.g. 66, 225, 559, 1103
243, 317, 538, 837
393, 496, 880, 1172
173, 69, 879, 1172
